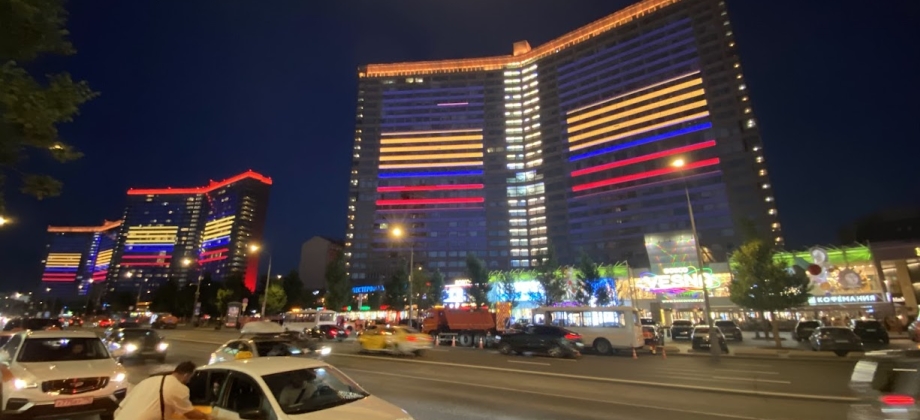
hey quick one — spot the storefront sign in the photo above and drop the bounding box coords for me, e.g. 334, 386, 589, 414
807, 294, 881, 305
352, 285, 384, 294
637, 267, 721, 292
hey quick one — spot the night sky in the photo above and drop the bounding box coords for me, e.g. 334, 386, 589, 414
1, 0, 918, 292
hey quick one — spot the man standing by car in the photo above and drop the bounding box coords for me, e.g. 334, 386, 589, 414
115, 361, 212, 420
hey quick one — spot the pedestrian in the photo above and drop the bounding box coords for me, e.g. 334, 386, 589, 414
114, 361, 212, 420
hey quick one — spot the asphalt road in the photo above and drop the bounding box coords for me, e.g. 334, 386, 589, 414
105, 330, 861, 420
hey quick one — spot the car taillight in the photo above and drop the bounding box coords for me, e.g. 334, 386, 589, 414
880, 395, 915, 406
406, 335, 417, 342
564, 333, 580, 341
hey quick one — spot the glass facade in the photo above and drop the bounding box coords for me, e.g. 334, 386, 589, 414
346, 0, 779, 286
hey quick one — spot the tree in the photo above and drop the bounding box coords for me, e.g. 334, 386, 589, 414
465, 254, 491, 308
595, 279, 613, 307
729, 239, 811, 348
281, 270, 304, 310
428, 269, 445, 307
324, 250, 350, 311
259, 284, 287, 315
497, 271, 518, 309
536, 246, 565, 306
576, 251, 599, 305
0, 0, 99, 212
215, 272, 251, 316
384, 267, 408, 310
215, 289, 233, 316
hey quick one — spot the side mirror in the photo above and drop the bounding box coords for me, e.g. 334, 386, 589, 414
238, 408, 264, 420
235, 351, 253, 360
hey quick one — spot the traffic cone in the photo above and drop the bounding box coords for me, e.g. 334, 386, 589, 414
661, 347, 667, 359
632, 348, 638, 359
479, 336, 484, 349
452, 336, 456, 347
435, 335, 440, 346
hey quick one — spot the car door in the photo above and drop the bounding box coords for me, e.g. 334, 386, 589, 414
185, 369, 229, 418
213, 371, 279, 420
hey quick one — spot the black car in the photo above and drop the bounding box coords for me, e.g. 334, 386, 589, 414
2, 317, 63, 331
809, 326, 864, 356
106, 327, 168, 362
496, 325, 582, 358
715, 320, 743, 341
307, 324, 345, 341
793, 320, 822, 341
852, 320, 890, 344
691, 326, 729, 353
848, 349, 920, 419
670, 320, 694, 340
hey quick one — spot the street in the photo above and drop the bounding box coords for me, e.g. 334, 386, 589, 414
104, 329, 861, 420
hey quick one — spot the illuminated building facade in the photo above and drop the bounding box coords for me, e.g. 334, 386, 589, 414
109, 171, 272, 296
346, 0, 779, 285
41, 220, 122, 300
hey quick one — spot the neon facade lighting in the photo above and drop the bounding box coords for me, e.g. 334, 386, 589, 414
127, 170, 272, 195
568, 101, 708, 143
437, 102, 469, 106
572, 157, 720, 192
568, 112, 709, 152
377, 184, 485, 192
380, 134, 483, 145
569, 122, 711, 161
572, 140, 717, 177
567, 90, 704, 133
376, 197, 486, 206
380, 144, 483, 153
378, 170, 484, 179
379, 161, 483, 169
381, 128, 482, 136
567, 79, 703, 125
47, 220, 122, 233
566, 71, 701, 116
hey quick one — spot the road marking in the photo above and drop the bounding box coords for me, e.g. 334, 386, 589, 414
347, 368, 774, 420
507, 360, 550, 366
712, 376, 791, 384
714, 368, 779, 375
330, 353, 856, 402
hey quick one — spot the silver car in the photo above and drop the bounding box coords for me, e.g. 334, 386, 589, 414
849, 349, 920, 420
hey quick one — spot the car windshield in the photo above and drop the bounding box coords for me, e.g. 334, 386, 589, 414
263, 367, 369, 415
640, 319, 656, 325
715, 321, 736, 327
398, 327, 419, 334
799, 321, 820, 328
854, 321, 883, 329
695, 327, 710, 334
673, 320, 693, 326
820, 328, 854, 338
17, 337, 110, 362
119, 329, 157, 340
254, 340, 303, 357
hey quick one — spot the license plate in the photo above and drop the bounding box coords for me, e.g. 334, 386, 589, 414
866, 329, 876, 332
835, 340, 850, 343
55, 397, 93, 408
679, 332, 688, 335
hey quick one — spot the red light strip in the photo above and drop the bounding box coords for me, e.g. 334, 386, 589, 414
127, 170, 272, 195
572, 140, 717, 177
42, 278, 77, 282
572, 158, 720, 192
120, 262, 171, 267
121, 255, 173, 260
376, 197, 485, 206
42, 274, 76, 278
377, 184, 484, 193
200, 248, 229, 257
199, 255, 228, 264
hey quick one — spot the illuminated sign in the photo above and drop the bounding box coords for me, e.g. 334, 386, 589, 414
807, 294, 881, 305
636, 267, 720, 292
352, 285, 384, 294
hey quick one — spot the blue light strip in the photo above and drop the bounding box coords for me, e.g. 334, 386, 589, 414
378, 170, 484, 179
568, 122, 712, 162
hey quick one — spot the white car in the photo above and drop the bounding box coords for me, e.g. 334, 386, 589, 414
0, 330, 128, 419
209, 335, 330, 365
187, 357, 413, 419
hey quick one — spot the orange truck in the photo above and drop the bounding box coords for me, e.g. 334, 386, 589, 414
422, 308, 497, 347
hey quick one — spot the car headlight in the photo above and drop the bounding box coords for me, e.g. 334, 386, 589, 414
157, 342, 169, 352
208, 355, 217, 365
13, 379, 38, 390
320, 347, 331, 356
125, 343, 138, 353
113, 372, 126, 382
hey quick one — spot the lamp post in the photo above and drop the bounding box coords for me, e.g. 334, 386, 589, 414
182, 257, 205, 324
390, 226, 414, 324
0, 215, 10, 227
672, 159, 720, 359
250, 244, 273, 318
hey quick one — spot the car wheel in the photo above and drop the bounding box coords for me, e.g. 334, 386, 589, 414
882, 337, 890, 345
834, 350, 848, 357
413, 350, 425, 357
498, 342, 513, 355
547, 346, 564, 358
593, 338, 612, 355
100, 413, 115, 420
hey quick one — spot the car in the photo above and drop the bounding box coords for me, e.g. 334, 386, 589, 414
209, 335, 330, 365
809, 326, 864, 356
495, 325, 582, 358
0, 330, 128, 419
184, 357, 414, 419
105, 328, 169, 363
670, 320, 694, 340
150, 313, 179, 329
94, 318, 113, 328
690, 326, 729, 353
848, 349, 920, 419
2, 318, 63, 332
357, 326, 433, 356
793, 320, 822, 341
715, 320, 743, 341
851, 320, 890, 344
0, 331, 15, 347
307, 324, 345, 341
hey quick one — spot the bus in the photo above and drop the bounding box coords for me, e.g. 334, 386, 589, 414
533, 306, 644, 355
281, 309, 337, 334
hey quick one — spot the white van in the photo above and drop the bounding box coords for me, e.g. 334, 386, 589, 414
533, 306, 644, 354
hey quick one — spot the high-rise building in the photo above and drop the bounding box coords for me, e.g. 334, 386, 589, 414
298, 236, 345, 290
41, 220, 122, 300
346, 0, 779, 285
109, 171, 272, 297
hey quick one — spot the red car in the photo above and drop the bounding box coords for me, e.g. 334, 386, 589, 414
96, 318, 113, 328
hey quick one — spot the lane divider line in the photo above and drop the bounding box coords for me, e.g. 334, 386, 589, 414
345, 368, 775, 420
711, 376, 791, 385
507, 360, 551, 366
330, 353, 857, 402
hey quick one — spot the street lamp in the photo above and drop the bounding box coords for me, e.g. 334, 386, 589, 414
389, 226, 415, 324
0, 216, 10, 227
672, 158, 720, 359
250, 244, 273, 318
182, 257, 206, 322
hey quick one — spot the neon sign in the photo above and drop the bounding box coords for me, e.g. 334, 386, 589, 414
637, 267, 721, 292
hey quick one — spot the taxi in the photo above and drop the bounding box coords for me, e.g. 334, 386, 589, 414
357, 326, 433, 356
176, 357, 414, 419
209, 321, 330, 365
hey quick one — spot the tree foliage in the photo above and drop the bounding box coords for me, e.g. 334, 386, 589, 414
323, 250, 350, 311
427, 269, 445, 307
384, 266, 408, 310
575, 251, 599, 305
259, 284, 287, 315
465, 253, 491, 308
280, 270, 303, 310
535, 246, 565, 306
215, 273, 251, 315
0, 0, 98, 212
497, 271, 518, 308
729, 239, 811, 347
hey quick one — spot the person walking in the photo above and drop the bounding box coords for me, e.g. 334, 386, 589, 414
114, 361, 212, 420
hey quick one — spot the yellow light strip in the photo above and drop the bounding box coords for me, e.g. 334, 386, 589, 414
381, 144, 483, 153
569, 112, 709, 151
568, 89, 704, 133
567, 72, 701, 116
380, 135, 483, 145
567, 78, 703, 124
568, 101, 708, 143
379, 152, 483, 162
379, 161, 483, 169
381, 128, 482, 137
203, 216, 235, 234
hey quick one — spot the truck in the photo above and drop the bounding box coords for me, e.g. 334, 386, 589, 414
422, 308, 496, 347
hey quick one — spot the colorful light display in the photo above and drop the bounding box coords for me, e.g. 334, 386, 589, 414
572, 157, 720, 192
572, 140, 716, 177
376, 197, 485, 206
42, 253, 81, 282
377, 184, 484, 192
